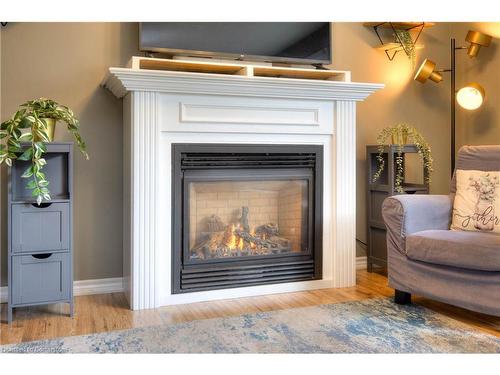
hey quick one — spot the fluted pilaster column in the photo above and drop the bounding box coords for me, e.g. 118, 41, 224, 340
333, 100, 357, 287
129, 91, 159, 310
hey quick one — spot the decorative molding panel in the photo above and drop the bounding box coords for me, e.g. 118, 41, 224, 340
158, 94, 333, 135
180, 103, 320, 126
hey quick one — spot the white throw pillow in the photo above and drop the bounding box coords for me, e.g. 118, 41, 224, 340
451, 170, 500, 234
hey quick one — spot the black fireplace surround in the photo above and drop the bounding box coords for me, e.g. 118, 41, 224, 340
172, 144, 323, 294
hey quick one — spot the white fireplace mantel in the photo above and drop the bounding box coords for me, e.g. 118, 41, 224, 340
103, 64, 383, 310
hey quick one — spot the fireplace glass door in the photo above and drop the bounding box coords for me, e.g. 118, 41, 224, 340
184, 169, 313, 264
172, 144, 323, 293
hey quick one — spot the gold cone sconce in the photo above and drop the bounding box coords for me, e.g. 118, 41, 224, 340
466, 30, 492, 57
414, 59, 443, 83
414, 59, 486, 110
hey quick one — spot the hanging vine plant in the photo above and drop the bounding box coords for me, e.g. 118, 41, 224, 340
0, 98, 89, 204
372, 123, 433, 193
394, 29, 416, 68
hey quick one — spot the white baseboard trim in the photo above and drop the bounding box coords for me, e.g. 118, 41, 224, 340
356, 256, 367, 270
1, 261, 367, 304
73, 277, 124, 296
0, 277, 124, 303
0, 286, 6, 303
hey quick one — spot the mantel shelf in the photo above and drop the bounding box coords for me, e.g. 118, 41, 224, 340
102, 66, 383, 101
128, 56, 350, 82
137, 58, 246, 76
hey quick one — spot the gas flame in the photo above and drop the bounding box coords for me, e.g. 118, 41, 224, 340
225, 224, 257, 252
227, 224, 237, 249
249, 227, 256, 249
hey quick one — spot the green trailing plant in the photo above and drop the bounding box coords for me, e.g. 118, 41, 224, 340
394, 29, 416, 68
0, 98, 89, 204
372, 123, 433, 193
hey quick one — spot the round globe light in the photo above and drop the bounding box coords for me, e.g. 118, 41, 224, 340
456, 83, 485, 110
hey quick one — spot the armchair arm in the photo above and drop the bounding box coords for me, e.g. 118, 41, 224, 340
382, 195, 452, 254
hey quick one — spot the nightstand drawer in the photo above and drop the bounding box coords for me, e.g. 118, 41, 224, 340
11, 252, 71, 305
11, 203, 70, 253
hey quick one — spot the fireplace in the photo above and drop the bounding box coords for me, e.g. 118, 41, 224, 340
104, 62, 382, 309
172, 144, 323, 293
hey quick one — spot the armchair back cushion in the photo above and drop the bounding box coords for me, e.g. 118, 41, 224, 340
451, 145, 500, 194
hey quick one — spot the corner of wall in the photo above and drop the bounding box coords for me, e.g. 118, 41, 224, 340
0, 25, 4, 287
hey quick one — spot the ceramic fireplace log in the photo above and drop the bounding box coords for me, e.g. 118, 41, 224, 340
190, 209, 292, 260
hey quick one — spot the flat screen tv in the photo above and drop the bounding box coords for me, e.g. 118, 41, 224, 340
139, 22, 331, 65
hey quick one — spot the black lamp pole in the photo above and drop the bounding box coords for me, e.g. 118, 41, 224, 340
434, 40, 458, 175
449, 39, 470, 175
416, 31, 491, 176
451, 38, 456, 174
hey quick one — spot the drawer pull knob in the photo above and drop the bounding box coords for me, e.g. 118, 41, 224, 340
32, 203, 52, 208
32, 253, 53, 260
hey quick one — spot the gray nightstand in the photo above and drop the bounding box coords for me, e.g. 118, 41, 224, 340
7, 142, 74, 323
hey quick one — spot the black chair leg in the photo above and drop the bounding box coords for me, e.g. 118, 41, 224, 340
394, 289, 411, 305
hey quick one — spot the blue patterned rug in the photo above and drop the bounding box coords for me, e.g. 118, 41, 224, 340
2, 298, 499, 353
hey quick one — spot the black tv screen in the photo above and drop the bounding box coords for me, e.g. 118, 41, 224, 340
139, 22, 331, 65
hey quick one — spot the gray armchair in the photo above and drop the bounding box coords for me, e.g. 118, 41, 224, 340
382, 145, 500, 317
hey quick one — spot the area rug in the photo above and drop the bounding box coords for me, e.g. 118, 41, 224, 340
2, 298, 499, 353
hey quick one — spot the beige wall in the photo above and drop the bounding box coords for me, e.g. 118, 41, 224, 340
330, 23, 500, 256
1, 23, 139, 285
330, 23, 454, 256
1, 23, 498, 285
0, 26, 3, 286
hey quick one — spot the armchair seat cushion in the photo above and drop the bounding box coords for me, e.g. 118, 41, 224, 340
406, 230, 500, 271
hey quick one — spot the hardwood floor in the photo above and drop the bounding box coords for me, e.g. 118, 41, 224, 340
1, 270, 499, 345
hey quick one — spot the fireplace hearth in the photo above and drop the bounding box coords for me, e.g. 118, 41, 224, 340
172, 144, 323, 293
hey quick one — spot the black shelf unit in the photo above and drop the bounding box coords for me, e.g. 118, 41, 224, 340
363, 22, 434, 62
366, 145, 429, 272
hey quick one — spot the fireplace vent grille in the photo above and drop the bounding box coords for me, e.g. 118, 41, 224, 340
181, 153, 317, 169
181, 260, 315, 291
